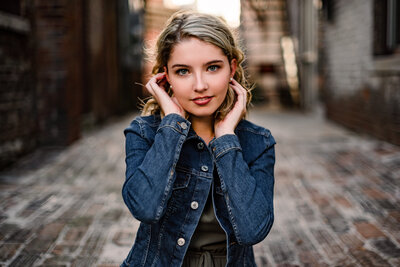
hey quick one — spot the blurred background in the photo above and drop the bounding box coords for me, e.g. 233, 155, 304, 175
0, 0, 399, 168
1, 1, 400, 266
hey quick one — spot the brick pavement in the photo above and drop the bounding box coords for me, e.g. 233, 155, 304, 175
0, 108, 399, 266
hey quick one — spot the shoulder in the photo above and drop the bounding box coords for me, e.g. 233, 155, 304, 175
235, 119, 276, 162
124, 114, 161, 137
235, 119, 275, 146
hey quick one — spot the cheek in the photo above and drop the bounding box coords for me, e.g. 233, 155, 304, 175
215, 79, 230, 97
171, 86, 189, 101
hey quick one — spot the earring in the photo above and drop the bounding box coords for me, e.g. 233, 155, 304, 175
230, 77, 233, 82
170, 85, 173, 89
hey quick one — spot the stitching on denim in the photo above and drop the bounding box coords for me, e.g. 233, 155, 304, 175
155, 134, 186, 220
215, 146, 241, 158
151, 204, 172, 267
157, 124, 183, 135
135, 120, 145, 139
238, 127, 271, 137
224, 193, 242, 244
215, 165, 243, 244
140, 224, 152, 267
236, 123, 272, 137
136, 115, 161, 127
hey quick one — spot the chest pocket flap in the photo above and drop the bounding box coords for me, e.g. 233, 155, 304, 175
172, 170, 191, 190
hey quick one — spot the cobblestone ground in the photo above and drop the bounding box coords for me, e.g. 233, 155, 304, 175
0, 108, 399, 266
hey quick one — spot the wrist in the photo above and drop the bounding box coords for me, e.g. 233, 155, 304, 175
215, 129, 235, 138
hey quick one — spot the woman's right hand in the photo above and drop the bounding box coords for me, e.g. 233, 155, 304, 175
145, 73, 186, 117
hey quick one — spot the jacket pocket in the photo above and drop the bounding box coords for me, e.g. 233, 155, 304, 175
172, 170, 191, 190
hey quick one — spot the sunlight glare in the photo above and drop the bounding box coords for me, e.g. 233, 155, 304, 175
196, 0, 241, 28
163, 0, 241, 28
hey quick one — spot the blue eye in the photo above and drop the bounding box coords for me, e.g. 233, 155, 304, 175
208, 65, 220, 72
176, 69, 189, 75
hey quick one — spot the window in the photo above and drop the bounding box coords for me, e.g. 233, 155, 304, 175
374, 0, 400, 55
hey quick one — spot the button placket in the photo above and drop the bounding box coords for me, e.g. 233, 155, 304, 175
190, 201, 199, 210
197, 142, 204, 150
201, 165, 208, 172
177, 238, 185, 246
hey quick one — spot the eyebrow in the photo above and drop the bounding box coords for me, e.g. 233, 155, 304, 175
171, 60, 224, 69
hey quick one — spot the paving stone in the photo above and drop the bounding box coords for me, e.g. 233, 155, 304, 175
339, 233, 364, 250
268, 239, 297, 263
298, 251, 329, 266
320, 205, 349, 234
310, 228, 344, 260
370, 237, 400, 258
332, 194, 353, 208
354, 221, 386, 239
349, 248, 391, 267
9, 253, 39, 267
0, 243, 21, 261
112, 230, 135, 247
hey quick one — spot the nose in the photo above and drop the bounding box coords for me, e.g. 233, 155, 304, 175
193, 72, 208, 92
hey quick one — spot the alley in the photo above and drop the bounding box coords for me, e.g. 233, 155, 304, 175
0, 108, 399, 267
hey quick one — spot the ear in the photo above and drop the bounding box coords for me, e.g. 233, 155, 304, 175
230, 59, 237, 79
163, 66, 171, 84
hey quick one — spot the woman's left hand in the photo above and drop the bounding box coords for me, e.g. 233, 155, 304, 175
214, 78, 247, 138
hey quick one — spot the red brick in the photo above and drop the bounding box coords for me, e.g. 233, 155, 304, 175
333, 195, 352, 208
64, 226, 88, 243
38, 222, 65, 240
363, 188, 388, 200
339, 233, 364, 249
354, 222, 385, 239
0, 243, 21, 261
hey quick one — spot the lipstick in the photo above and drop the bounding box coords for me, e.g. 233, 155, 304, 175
192, 96, 213, 105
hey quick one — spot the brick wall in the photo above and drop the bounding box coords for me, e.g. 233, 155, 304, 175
0, 0, 145, 169
322, 0, 400, 145
240, 0, 289, 107
0, 1, 35, 168
33, 0, 84, 146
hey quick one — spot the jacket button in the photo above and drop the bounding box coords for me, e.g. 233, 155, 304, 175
201, 165, 208, 172
191, 201, 199, 210
180, 122, 188, 130
177, 238, 185, 246
197, 142, 204, 150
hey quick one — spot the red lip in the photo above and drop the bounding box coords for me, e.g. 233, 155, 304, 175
192, 96, 213, 105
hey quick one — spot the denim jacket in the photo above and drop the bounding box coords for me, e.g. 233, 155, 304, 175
121, 113, 276, 267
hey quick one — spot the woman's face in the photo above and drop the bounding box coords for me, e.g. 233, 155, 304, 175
166, 37, 236, 120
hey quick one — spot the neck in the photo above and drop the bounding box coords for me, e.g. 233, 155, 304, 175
191, 115, 214, 144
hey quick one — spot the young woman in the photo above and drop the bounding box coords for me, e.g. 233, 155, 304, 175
121, 11, 276, 267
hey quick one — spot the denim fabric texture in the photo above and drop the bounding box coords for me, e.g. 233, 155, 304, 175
121, 113, 276, 267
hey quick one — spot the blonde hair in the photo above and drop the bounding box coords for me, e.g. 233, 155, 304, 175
142, 11, 252, 120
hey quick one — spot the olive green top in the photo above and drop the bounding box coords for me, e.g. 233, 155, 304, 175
183, 190, 227, 266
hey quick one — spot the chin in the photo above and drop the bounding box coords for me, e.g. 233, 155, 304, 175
188, 110, 217, 118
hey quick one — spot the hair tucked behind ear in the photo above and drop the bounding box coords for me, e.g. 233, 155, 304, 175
142, 10, 252, 120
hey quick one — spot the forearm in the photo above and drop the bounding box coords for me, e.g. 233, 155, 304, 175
122, 114, 190, 223
210, 134, 275, 245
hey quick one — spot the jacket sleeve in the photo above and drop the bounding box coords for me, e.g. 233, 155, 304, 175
209, 132, 276, 246
122, 114, 190, 224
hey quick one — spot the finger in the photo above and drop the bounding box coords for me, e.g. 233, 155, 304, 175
234, 83, 247, 107
154, 72, 166, 81
145, 82, 155, 97
231, 84, 246, 107
147, 73, 167, 95
230, 85, 247, 116
230, 79, 247, 101
148, 80, 167, 102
